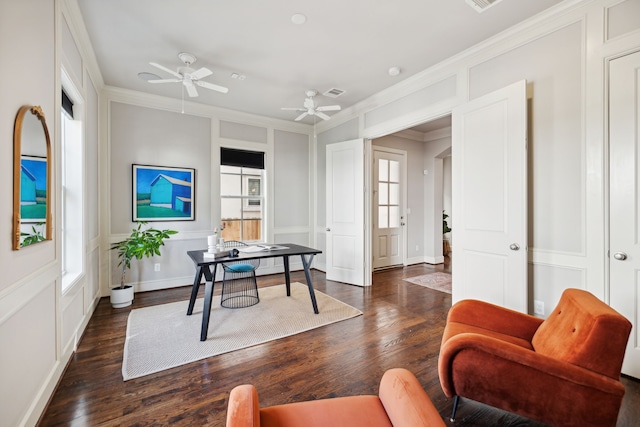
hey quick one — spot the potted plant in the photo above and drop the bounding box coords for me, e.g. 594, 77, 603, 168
110, 221, 177, 308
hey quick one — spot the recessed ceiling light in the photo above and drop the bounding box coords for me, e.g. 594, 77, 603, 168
388, 66, 401, 77
291, 13, 307, 25
138, 72, 161, 81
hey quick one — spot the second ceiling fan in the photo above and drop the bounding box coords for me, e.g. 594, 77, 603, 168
282, 90, 341, 121
148, 52, 228, 97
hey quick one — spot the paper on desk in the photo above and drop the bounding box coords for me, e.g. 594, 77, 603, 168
258, 244, 288, 250
238, 244, 289, 253
237, 245, 265, 253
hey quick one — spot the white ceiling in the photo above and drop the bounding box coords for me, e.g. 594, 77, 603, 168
77, 0, 563, 125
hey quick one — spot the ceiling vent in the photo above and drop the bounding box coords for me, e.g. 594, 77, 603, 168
323, 88, 346, 98
465, 0, 504, 13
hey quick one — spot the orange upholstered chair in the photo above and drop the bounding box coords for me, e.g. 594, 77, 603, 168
226, 368, 446, 427
439, 288, 632, 427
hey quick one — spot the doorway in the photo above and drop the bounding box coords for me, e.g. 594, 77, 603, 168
370, 115, 452, 270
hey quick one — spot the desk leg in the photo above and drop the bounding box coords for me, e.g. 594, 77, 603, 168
200, 264, 217, 341
187, 266, 203, 315
283, 255, 291, 296
301, 254, 319, 314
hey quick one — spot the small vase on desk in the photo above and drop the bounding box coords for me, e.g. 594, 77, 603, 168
207, 235, 217, 253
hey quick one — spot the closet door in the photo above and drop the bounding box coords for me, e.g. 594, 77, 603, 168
610, 51, 640, 379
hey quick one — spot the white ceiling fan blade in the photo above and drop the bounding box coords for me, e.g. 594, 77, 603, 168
295, 112, 308, 121
148, 78, 181, 84
184, 81, 199, 97
281, 107, 306, 111
195, 80, 229, 94
315, 111, 331, 121
190, 67, 213, 80
316, 105, 341, 112
149, 62, 182, 79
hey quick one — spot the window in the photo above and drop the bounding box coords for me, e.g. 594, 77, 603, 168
377, 158, 400, 229
220, 166, 263, 241
61, 87, 84, 291
220, 147, 265, 242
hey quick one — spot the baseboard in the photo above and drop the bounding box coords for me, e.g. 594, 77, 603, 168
423, 255, 445, 265
405, 255, 445, 265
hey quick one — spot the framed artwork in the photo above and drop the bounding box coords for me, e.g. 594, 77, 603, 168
20, 155, 47, 222
132, 164, 195, 221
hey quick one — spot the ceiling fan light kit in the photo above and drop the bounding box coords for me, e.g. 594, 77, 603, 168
145, 52, 229, 98
281, 90, 341, 122
177, 52, 197, 65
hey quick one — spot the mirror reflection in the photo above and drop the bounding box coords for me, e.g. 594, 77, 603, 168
14, 106, 52, 249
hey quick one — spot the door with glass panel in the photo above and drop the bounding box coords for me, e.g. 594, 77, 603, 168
373, 148, 405, 269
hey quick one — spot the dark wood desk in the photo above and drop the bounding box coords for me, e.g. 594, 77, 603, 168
186, 244, 322, 341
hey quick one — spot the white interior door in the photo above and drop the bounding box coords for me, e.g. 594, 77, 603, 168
373, 148, 405, 269
326, 139, 365, 286
452, 80, 528, 312
609, 51, 640, 379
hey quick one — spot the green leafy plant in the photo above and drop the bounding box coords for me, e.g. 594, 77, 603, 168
110, 221, 177, 289
20, 222, 46, 247
443, 211, 452, 235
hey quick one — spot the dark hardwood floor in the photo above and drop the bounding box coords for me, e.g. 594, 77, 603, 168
38, 261, 640, 426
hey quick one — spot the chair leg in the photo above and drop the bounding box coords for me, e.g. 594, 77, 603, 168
450, 395, 460, 422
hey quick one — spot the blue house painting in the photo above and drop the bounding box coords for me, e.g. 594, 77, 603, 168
20, 165, 37, 206
149, 174, 192, 213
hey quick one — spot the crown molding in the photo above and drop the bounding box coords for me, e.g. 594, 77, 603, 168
103, 85, 312, 134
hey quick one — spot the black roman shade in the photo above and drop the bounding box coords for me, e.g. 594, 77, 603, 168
221, 147, 264, 169
62, 89, 74, 118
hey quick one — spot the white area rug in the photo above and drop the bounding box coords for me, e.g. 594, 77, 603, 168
403, 272, 452, 294
122, 282, 362, 380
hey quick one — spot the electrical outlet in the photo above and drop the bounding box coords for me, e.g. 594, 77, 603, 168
534, 300, 544, 316
416, 245, 419, 252
154, 263, 161, 272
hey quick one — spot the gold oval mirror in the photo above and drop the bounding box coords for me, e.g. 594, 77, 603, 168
13, 105, 52, 250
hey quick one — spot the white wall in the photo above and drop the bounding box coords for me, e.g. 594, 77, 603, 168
103, 89, 313, 291
0, 1, 103, 425
316, 0, 640, 314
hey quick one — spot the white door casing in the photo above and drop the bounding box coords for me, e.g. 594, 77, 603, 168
609, 51, 640, 379
373, 148, 406, 269
326, 139, 365, 286
452, 79, 528, 312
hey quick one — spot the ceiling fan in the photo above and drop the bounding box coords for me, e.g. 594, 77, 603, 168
147, 52, 228, 97
281, 90, 341, 121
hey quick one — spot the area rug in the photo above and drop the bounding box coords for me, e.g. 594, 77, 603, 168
403, 272, 452, 294
122, 282, 362, 380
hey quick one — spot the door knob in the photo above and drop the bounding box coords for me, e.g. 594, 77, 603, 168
326, 227, 331, 232
613, 252, 627, 261
509, 243, 520, 251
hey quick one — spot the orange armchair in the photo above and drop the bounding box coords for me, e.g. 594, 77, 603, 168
226, 368, 446, 427
438, 288, 632, 427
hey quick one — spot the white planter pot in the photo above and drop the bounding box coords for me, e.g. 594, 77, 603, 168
110, 285, 134, 308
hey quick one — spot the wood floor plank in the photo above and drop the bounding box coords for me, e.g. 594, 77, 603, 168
38, 262, 640, 426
